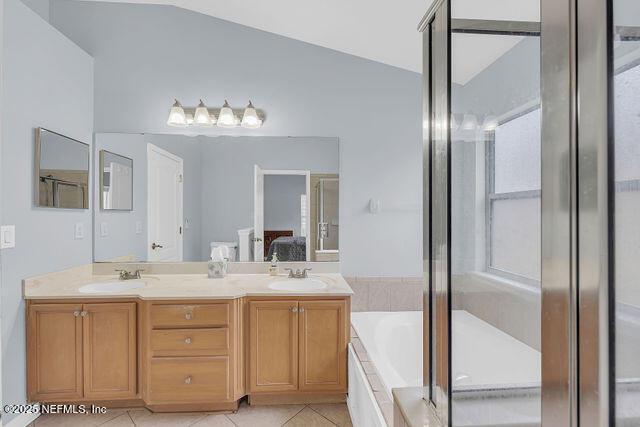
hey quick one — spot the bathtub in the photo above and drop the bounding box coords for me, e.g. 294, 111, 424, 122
351, 310, 541, 396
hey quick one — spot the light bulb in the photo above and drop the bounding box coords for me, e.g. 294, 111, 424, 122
483, 115, 499, 131
193, 99, 213, 127
217, 100, 237, 128
167, 99, 187, 127
241, 101, 262, 129
461, 113, 478, 131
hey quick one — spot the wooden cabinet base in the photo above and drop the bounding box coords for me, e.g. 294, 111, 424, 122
146, 401, 238, 413
248, 392, 346, 406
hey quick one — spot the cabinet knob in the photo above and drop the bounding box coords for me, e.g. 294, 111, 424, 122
290, 307, 298, 313
80, 311, 88, 317
185, 312, 193, 320
184, 376, 192, 384
299, 307, 305, 313
184, 337, 192, 344
73, 310, 81, 317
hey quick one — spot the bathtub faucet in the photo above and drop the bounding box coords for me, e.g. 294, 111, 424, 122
285, 268, 312, 279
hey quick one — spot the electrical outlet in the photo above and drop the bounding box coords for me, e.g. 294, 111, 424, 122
74, 222, 84, 240
100, 222, 109, 237
135, 221, 143, 234
1, 225, 15, 249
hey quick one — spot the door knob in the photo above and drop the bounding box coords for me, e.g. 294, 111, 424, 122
151, 242, 164, 250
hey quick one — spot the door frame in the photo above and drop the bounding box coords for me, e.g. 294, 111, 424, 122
146, 143, 183, 262
253, 167, 311, 262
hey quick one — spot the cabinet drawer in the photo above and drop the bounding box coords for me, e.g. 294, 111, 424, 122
148, 357, 230, 403
151, 328, 229, 356
151, 304, 229, 328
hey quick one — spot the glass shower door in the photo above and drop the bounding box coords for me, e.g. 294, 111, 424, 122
612, 2, 640, 423
450, 24, 541, 427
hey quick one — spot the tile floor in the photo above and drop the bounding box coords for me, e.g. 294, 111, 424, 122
31, 401, 352, 427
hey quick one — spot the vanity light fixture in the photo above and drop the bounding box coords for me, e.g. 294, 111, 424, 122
482, 115, 499, 131
167, 99, 188, 127
166, 99, 264, 128
241, 101, 262, 129
217, 100, 238, 128
461, 113, 478, 131
193, 99, 215, 127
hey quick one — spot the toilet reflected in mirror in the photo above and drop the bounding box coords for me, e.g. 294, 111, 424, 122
92, 134, 339, 263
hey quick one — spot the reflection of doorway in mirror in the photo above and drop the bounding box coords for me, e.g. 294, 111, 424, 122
147, 144, 184, 262
310, 174, 339, 262
253, 166, 311, 262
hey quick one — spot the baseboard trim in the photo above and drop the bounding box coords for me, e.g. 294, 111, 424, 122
4, 410, 40, 427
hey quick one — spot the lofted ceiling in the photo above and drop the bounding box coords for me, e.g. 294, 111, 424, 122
75, 0, 432, 73
74, 0, 540, 81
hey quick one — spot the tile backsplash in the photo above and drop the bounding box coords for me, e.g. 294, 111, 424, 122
344, 277, 424, 312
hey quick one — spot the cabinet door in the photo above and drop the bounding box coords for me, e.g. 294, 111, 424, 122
83, 302, 137, 399
27, 303, 83, 401
249, 300, 298, 392
299, 300, 348, 391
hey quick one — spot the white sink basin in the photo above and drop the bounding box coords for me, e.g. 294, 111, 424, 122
79, 280, 146, 294
268, 278, 328, 292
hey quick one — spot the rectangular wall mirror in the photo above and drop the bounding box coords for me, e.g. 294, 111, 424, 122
35, 128, 90, 209
100, 150, 133, 211
93, 133, 340, 263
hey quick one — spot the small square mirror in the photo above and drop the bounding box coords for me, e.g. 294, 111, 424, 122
100, 150, 133, 211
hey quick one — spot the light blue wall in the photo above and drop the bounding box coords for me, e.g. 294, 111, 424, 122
1, 0, 94, 421
50, 0, 424, 277
264, 175, 307, 237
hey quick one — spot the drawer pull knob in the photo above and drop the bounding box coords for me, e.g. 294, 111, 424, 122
184, 337, 192, 344
184, 376, 192, 384
185, 313, 193, 320
80, 311, 88, 317
290, 307, 298, 313
73, 310, 80, 317
299, 307, 305, 313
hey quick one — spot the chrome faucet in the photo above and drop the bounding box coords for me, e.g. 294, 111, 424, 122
284, 268, 312, 279
116, 269, 144, 280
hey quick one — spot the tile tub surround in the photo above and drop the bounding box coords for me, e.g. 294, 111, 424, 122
24, 265, 353, 300
350, 326, 393, 425
31, 402, 353, 426
344, 277, 424, 312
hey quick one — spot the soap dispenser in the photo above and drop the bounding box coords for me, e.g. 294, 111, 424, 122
268, 252, 279, 276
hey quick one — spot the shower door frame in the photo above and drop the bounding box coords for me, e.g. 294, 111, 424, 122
419, 0, 616, 425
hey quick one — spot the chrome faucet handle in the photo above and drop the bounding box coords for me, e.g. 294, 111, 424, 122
302, 268, 312, 278
284, 268, 294, 278
133, 269, 145, 279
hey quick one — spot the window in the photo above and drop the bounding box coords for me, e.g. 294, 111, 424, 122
486, 107, 541, 283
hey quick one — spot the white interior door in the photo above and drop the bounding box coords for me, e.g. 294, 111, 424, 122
147, 144, 183, 262
253, 165, 264, 261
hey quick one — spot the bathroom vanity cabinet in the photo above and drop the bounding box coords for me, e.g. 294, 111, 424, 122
27, 302, 137, 402
26, 295, 349, 412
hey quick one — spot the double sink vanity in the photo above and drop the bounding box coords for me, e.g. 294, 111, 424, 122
24, 265, 352, 412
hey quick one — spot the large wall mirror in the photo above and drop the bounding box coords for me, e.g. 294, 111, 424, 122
35, 128, 90, 209
93, 133, 340, 263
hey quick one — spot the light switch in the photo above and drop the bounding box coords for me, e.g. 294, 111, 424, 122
135, 221, 143, 234
1, 225, 15, 249
100, 222, 109, 237
74, 222, 84, 240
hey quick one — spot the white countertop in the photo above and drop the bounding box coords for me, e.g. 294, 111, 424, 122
24, 267, 353, 300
